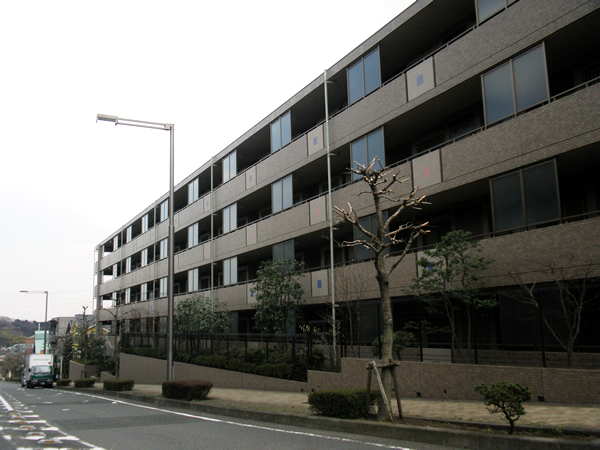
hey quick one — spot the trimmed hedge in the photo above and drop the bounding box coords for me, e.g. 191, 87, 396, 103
74, 378, 96, 388
162, 380, 213, 401
56, 379, 71, 387
308, 388, 381, 419
104, 379, 135, 391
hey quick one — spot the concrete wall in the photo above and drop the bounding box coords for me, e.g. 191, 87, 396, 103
69, 361, 99, 379
120, 353, 600, 404
308, 358, 600, 405
120, 353, 308, 392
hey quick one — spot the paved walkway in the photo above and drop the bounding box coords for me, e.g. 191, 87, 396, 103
98, 384, 600, 433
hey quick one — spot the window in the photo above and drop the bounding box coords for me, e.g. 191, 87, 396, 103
272, 175, 293, 214
491, 160, 560, 233
160, 200, 169, 222
223, 257, 237, 286
271, 111, 291, 153
350, 128, 385, 179
223, 203, 237, 234
159, 277, 168, 298
113, 235, 119, 250
273, 240, 294, 261
188, 223, 199, 248
113, 263, 119, 278
141, 283, 148, 301
160, 238, 168, 260
188, 178, 199, 205
125, 257, 131, 273
355, 213, 388, 260
222, 150, 237, 183
126, 226, 132, 243
348, 47, 381, 105
125, 288, 131, 304
483, 44, 548, 125
142, 214, 149, 233
141, 248, 149, 267
188, 268, 199, 292
476, 0, 517, 24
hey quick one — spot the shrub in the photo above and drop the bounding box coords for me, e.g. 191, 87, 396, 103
475, 382, 531, 435
162, 380, 213, 401
308, 389, 381, 419
74, 378, 96, 388
56, 379, 71, 387
104, 379, 135, 391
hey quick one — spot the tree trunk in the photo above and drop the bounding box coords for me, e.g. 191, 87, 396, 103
376, 260, 398, 421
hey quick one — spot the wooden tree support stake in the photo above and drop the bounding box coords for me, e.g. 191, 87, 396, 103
365, 360, 402, 422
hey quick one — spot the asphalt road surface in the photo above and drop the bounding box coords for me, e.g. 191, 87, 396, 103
0, 382, 456, 450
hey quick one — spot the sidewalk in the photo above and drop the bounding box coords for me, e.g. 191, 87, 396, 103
101, 384, 600, 433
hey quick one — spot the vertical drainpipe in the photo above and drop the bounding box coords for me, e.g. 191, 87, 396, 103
167, 124, 175, 381
210, 157, 215, 310
324, 69, 337, 365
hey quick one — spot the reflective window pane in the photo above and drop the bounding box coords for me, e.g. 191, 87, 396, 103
477, 0, 505, 23
364, 48, 381, 95
492, 172, 524, 232
223, 259, 230, 286
229, 150, 237, 179
271, 118, 281, 153
283, 240, 294, 260
483, 62, 514, 124
523, 162, 559, 224
514, 46, 548, 112
281, 111, 291, 147
351, 136, 368, 180
222, 157, 230, 183
282, 175, 293, 210
223, 207, 230, 234
367, 128, 385, 168
273, 243, 284, 261
348, 60, 364, 105
272, 180, 283, 214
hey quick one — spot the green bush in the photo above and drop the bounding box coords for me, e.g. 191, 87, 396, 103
74, 378, 96, 388
475, 382, 531, 435
308, 389, 381, 419
56, 379, 71, 387
103, 379, 135, 391
162, 380, 213, 401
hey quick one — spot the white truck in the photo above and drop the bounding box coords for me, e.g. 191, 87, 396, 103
23, 354, 54, 388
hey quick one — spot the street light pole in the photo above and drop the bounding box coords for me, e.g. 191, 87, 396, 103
20, 290, 49, 354
97, 114, 175, 381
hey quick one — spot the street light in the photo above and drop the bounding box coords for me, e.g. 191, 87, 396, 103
96, 113, 175, 382
20, 290, 49, 354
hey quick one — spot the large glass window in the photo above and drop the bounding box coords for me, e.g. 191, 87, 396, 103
348, 47, 381, 105
125, 257, 131, 274
272, 175, 293, 214
188, 223, 199, 248
159, 238, 168, 260
223, 257, 238, 286
113, 235, 119, 250
125, 288, 131, 304
142, 214, 149, 233
159, 277, 167, 298
160, 200, 169, 222
223, 203, 237, 234
126, 226, 132, 243
188, 178, 199, 205
483, 45, 548, 125
188, 268, 199, 292
273, 239, 294, 261
350, 128, 385, 179
141, 248, 148, 267
271, 111, 291, 153
141, 283, 148, 301
222, 150, 237, 183
476, 0, 517, 24
491, 160, 559, 233
355, 213, 388, 260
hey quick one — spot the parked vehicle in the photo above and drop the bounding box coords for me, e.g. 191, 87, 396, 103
23, 354, 53, 388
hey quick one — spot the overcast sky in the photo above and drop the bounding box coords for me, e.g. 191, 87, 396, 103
0, 0, 414, 323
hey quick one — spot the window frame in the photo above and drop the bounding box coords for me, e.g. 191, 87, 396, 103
270, 111, 292, 153
222, 150, 237, 183
272, 174, 293, 214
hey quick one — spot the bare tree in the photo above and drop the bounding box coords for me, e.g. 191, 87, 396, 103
508, 253, 600, 366
334, 158, 428, 420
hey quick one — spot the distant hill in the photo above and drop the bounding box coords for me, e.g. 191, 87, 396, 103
0, 318, 39, 347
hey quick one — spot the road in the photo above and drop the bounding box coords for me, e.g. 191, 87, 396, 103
0, 382, 456, 450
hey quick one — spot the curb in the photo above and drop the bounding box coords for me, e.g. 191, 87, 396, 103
61, 387, 600, 450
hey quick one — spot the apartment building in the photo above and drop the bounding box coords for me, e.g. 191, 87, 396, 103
94, 0, 600, 354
